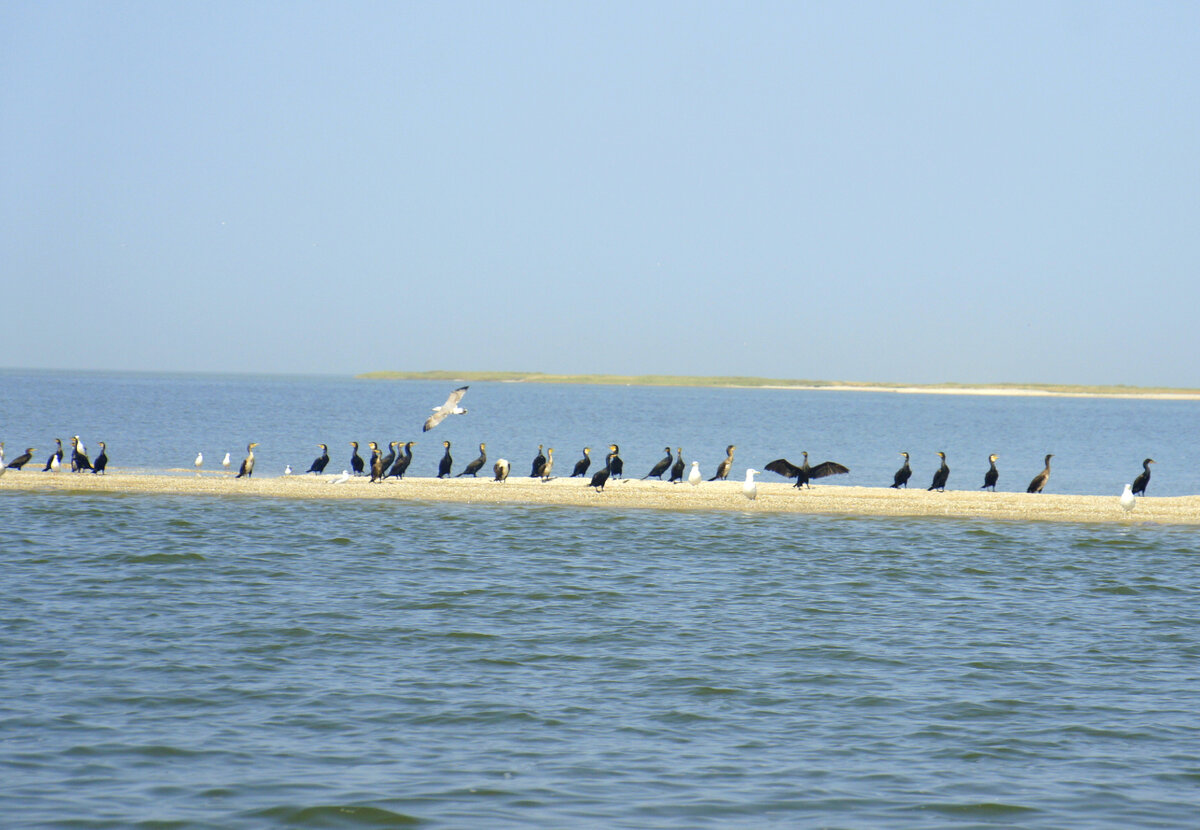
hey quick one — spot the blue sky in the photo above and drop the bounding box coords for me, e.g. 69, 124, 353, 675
2, 1, 1197, 385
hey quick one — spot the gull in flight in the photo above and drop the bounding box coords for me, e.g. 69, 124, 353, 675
423, 386, 469, 432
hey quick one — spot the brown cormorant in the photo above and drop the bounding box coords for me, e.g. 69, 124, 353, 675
349, 442, 365, 475
571, 448, 591, 477
982, 454, 999, 491
437, 441, 453, 478
891, 452, 912, 488
307, 444, 330, 474
668, 448, 685, 483
1132, 458, 1156, 496
6, 447, 35, 470
643, 447, 673, 480
928, 452, 949, 491
368, 442, 385, 482
92, 442, 107, 474
423, 386, 469, 432
235, 443, 258, 478
458, 443, 487, 477
540, 448, 555, 481
709, 445, 736, 481
530, 445, 546, 477
765, 451, 849, 489
1026, 454, 1053, 494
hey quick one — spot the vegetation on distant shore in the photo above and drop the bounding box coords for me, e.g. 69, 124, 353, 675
356, 370, 1200, 398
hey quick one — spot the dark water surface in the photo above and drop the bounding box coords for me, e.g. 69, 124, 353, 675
2, 372, 1199, 826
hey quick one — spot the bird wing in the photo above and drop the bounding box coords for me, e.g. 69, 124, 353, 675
422, 411, 446, 432
423, 386, 469, 431
809, 461, 850, 479
764, 458, 802, 478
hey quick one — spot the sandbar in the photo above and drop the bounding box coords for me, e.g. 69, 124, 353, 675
3, 470, 1196, 526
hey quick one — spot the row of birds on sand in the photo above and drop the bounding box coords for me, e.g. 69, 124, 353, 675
0, 438, 108, 475
206, 440, 1160, 504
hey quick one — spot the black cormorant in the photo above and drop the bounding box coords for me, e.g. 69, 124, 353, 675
982, 454, 999, 491
235, 442, 258, 478
423, 386, 469, 432
571, 448, 591, 477
1026, 454, 1053, 494
349, 442, 365, 475
891, 452, 912, 488
643, 447, 673, 480
458, 443, 487, 477
6, 447, 35, 470
928, 452, 949, 491
608, 445, 623, 479
437, 441, 453, 478
765, 451, 850, 489
589, 457, 611, 491
1132, 458, 1156, 496
390, 441, 415, 479
71, 436, 92, 472
307, 444, 330, 474
709, 445, 736, 481
378, 442, 397, 475
668, 448, 685, 483
92, 442, 107, 474
530, 445, 546, 478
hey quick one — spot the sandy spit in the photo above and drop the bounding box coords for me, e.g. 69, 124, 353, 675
3, 470, 1196, 526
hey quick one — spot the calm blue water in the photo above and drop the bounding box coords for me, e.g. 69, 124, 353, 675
2, 371, 1199, 827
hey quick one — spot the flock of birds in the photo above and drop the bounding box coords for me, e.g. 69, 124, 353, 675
2, 386, 1159, 511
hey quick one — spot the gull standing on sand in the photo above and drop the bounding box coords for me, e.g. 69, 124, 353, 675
493, 458, 510, 483
1120, 484, 1136, 513
688, 461, 702, 486
743, 468, 759, 500
284, 465, 293, 475
194, 452, 203, 475
0, 443, 6, 478
330, 470, 351, 485
222, 452, 231, 472
423, 386, 469, 432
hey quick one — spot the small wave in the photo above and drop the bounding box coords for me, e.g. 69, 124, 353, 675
250, 804, 422, 827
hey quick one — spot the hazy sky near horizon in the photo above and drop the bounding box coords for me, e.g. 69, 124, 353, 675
2, 2, 1197, 385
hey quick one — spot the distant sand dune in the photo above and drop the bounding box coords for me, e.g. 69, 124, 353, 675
5, 471, 1196, 526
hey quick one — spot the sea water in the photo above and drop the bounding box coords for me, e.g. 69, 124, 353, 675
1, 371, 1198, 827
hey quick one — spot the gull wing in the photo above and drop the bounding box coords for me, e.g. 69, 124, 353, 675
422, 386, 469, 432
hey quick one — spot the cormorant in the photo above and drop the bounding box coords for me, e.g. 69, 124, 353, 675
378, 441, 397, 475
458, 443, 487, 477
235, 442, 258, 478
368, 442, 385, 482
540, 448, 554, 481
6, 448, 35, 470
437, 441, 453, 478
982, 454, 999, 491
688, 461, 702, 485
1132, 458, 1155, 496
307, 444, 330, 474
71, 436, 92, 472
709, 445, 736, 481
493, 458, 510, 483
668, 448, 685, 483
607, 445, 623, 479
390, 442, 415, 479
350, 442, 365, 475
423, 386, 469, 432
589, 456, 611, 491
765, 451, 850, 489
928, 452, 949, 491
570, 448, 591, 477
194, 451, 203, 475
891, 452, 912, 488
92, 442, 107, 474
1120, 483, 1136, 513
642, 447, 673, 480
743, 468, 759, 500
1026, 454, 1053, 494
43, 439, 63, 471
530, 445, 546, 477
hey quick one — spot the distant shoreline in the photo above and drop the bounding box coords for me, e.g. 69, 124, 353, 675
4, 472, 1197, 526
357, 371, 1200, 401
